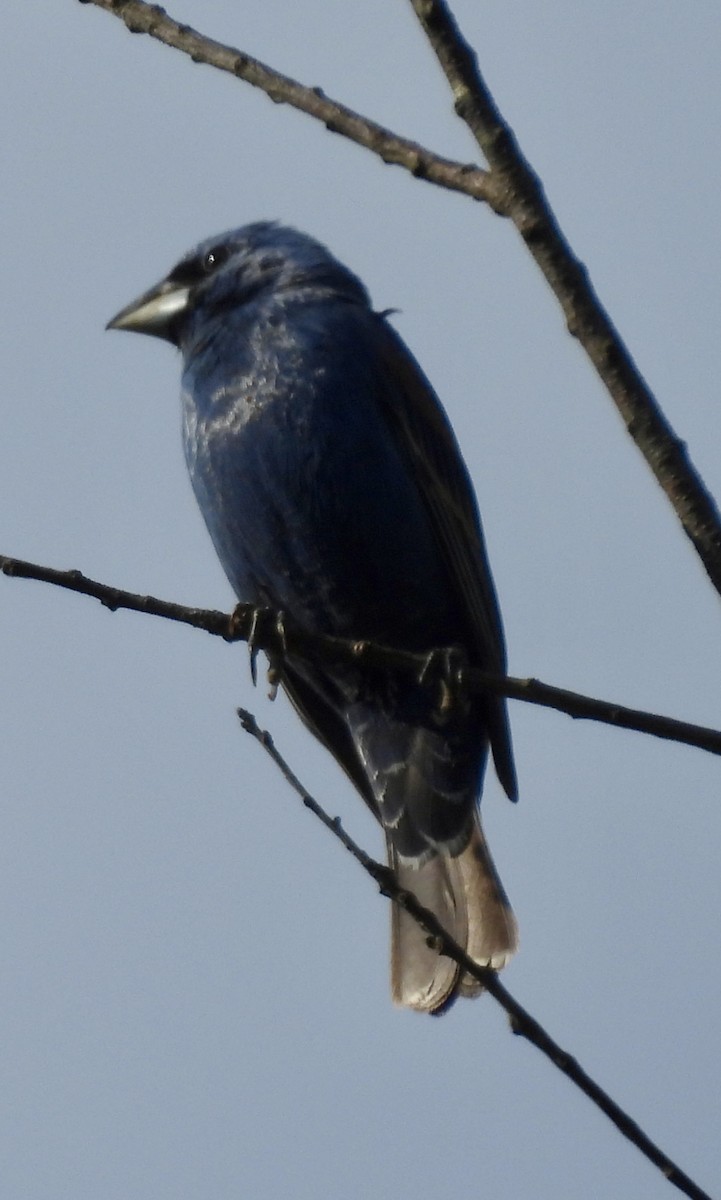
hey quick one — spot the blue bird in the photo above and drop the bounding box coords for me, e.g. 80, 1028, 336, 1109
107, 223, 518, 1013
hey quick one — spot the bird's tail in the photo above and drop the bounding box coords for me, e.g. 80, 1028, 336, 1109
388, 816, 517, 1013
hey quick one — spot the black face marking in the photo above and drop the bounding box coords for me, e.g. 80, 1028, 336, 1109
202, 245, 233, 274
167, 244, 234, 288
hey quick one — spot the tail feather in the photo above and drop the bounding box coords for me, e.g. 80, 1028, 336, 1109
389, 817, 517, 1013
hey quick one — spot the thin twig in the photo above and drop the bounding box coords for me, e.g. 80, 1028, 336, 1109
237, 707, 713, 1200
3, 552, 721, 759
77, 0, 493, 203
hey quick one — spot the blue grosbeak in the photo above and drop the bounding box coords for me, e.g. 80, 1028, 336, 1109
108, 223, 517, 1012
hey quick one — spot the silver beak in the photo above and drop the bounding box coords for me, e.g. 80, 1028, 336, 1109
106, 278, 190, 341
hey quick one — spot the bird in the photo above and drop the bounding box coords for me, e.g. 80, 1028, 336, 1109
107, 222, 518, 1013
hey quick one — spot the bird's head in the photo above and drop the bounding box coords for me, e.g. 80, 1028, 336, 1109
106, 222, 369, 348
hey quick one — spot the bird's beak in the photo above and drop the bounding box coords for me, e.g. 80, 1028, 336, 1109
106, 278, 190, 341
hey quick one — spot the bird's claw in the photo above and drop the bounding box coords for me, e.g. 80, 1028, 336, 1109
246, 606, 270, 687
246, 606, 288, 698
418, 646, 468, 724
266, 611, 288, 701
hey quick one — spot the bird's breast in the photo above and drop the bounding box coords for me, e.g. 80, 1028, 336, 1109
181, 323, 466, 652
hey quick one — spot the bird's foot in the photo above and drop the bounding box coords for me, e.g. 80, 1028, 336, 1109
417, 645, 469, 725
244, 606, 288, 698
266, 611, 288, 701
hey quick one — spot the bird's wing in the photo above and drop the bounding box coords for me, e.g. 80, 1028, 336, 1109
370, 315, 517, 801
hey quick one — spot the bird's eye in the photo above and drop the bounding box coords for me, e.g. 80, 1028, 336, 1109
165, 246, 231, 288
203, 247, 230, 273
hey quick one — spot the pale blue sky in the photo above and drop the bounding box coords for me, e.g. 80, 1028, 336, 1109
2, 4, 720, 1198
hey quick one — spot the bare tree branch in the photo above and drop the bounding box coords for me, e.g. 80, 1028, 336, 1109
78, 0, 721, 602
237, 707, 714, 1200
407, 0, 721, 594
77, 0, 494, 202
4, 552, 721, 760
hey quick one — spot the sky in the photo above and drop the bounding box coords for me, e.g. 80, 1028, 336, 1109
2, 3, 720, 1198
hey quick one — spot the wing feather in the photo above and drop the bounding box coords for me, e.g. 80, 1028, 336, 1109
370, 316, 517, 801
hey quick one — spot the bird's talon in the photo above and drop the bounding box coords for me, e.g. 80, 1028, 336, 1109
419, 646, 468, 724
274, 610, 288, 657
247, 605, 273, 688
267, 661, 281, 701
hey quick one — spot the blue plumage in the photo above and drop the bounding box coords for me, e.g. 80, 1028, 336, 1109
108, 222, 518, 1012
